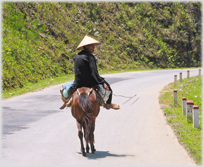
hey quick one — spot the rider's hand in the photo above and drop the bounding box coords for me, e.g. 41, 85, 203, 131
103, 83, 109, 90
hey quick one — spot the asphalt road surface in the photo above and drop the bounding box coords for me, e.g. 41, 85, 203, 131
2, 69, 200, 166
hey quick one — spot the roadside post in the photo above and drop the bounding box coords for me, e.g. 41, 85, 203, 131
199, 69, 201, 75
182, 97, 187, 116
186, 100, 194, 122
180, 72, 182, 82
174, 89, 177, 106
174, 75, 177, 86
187, 70, 190, 78
193, 105, 199, 128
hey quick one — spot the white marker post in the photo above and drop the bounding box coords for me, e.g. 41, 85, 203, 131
193, 105, 199, 128
187, 70, 190, 78
186, 100, 194, 122
180, 72, 182, 82
182, 97, 187, 116
174, 75, 177, 86
174, 89, 177, 106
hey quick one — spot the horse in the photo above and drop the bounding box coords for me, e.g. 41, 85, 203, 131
71, 87, 100, 156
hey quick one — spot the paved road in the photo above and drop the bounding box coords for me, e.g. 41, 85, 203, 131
2, 69, 199, 166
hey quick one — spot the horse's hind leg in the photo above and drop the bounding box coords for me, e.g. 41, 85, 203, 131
90, 133, 96, 154
91, 143, 96, 154
86, 143, 90, 153
90, 123, 96, 154
82, 124, 90, 153
77, 121, 86, 156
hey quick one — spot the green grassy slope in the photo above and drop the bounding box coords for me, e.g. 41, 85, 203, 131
2, 2, 201, 92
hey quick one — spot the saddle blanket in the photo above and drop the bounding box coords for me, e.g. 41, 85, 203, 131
63, 82, 74, 98
98, 84, 111, 103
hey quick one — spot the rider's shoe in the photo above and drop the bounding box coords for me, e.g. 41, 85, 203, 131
106, 103, 120, 110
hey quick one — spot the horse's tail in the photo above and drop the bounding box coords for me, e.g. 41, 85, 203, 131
78, 92, 92, 113
78, 90, 95, 144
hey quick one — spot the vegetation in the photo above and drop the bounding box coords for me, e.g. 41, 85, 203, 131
2, 2, 201, 93
2, 73, 75, 99
159, 75, 202, 165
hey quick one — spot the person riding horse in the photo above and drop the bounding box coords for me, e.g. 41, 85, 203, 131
59, 35, 120, 156
73, 35, 120, 110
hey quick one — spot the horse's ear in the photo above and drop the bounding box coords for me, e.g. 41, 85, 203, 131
88, 88, 93, 96
77, 89, 81, 95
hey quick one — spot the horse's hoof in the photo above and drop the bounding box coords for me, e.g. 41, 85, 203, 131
86, 146, 90, 153
82, 152, 86, 156
91, 149, 96, 154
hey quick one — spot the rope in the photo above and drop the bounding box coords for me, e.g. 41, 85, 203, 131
113, 93, 137, 98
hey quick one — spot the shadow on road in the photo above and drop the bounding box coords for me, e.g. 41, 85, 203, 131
78, 151, 134, 159
2, 107, 62, 136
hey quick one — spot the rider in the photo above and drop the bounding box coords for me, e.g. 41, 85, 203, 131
73, 35, 120, 110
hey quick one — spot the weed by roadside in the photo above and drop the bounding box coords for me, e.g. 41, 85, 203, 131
2, 74, 75, 99
159, 75, 202, 165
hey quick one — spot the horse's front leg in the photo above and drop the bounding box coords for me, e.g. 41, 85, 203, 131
77, 121, 86, 156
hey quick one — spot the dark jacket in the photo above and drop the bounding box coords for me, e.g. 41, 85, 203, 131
73, 50, 105, 88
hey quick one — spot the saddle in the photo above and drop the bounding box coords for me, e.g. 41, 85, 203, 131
59, 85, 107, 110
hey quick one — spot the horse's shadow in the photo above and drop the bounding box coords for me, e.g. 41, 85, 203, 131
78, 151, 134, 159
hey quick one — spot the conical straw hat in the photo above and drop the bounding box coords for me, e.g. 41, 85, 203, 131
76, 35, 101, 50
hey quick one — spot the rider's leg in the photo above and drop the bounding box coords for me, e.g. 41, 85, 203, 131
103, 81, 120, 110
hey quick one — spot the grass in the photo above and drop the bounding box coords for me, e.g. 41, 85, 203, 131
159, 75, 202, 165
2, 74, 75, 99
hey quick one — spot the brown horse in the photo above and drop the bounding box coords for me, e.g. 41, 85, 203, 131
71, 87, 100, 156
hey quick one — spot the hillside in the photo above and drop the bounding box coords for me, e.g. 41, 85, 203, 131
2, 2, 201, 91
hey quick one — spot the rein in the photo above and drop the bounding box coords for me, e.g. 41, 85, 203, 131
113, 93, 137, 98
